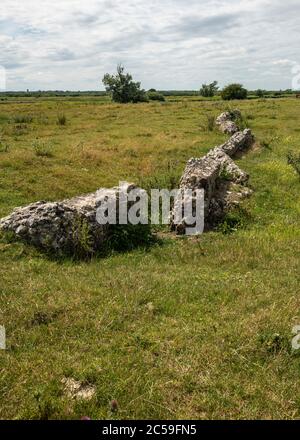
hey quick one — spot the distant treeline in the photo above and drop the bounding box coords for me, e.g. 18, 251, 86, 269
153, 89, 297, 97
0, 89, 298, 98
0, 90, 107, 98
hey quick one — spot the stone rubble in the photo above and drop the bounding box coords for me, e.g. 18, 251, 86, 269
171, 111, 255, 233
0, 182, 137, 253
215, 110, 241, 134
0, 109, 255, 249
61, 377, 96, 401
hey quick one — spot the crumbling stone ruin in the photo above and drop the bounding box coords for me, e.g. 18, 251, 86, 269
0, 109, 255, 252
0, 182, 137, 254
215, 109, 241, 134
171, 111, 254, 234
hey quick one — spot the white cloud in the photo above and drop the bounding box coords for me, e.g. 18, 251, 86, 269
0, 0, 299, 90
272, 59, 296, 66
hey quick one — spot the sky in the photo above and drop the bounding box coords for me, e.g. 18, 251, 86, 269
0, 0, 299, 91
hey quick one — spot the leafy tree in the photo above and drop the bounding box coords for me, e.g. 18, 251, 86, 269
255, 89, 265, 98
102, 65, 148, 103
221, 83, 248, 100
199, 81, 219, 97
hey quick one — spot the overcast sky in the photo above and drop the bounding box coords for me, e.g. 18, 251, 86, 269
0, 0, 299, 91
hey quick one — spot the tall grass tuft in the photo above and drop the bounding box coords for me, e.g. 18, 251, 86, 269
70, 216, 94, 260
13, 115, 33, 124
0, 132, 9, 152
57, 114, 67, 126
200, 115, 215, 132
33, 140, 54, 158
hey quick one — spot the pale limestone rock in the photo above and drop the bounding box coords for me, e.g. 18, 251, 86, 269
171, 111, 254, 234
61, 378, 96, 401
0, 182, 137, 253
215, 110, 241, 134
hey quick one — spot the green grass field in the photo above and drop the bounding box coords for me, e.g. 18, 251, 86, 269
0, 96, 299, 419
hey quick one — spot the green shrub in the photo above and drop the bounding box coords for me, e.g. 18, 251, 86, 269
218, 207, 251, 234
148, 92, 165, 102
219, 167, 234, 181
107, 224, 153, 252
221, 83, 248, 100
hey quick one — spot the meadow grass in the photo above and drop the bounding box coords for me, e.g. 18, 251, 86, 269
0, 97, 299, 419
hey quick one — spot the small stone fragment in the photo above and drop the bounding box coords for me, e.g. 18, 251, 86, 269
61, 378, 96, 401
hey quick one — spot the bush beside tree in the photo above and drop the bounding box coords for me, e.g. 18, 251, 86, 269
221, 83, 248, 100
148, 91, 165, 101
